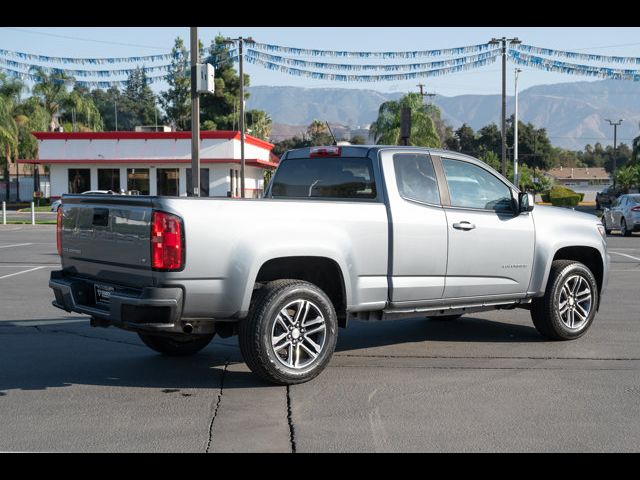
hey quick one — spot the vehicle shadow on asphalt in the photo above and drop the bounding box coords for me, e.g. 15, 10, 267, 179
0, 315, 543, 393
335, 316, 543, 353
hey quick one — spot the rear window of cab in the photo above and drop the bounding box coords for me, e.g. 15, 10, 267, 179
270, 157, 377, 199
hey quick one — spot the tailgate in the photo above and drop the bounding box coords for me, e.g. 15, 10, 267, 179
60, 195, 155, 288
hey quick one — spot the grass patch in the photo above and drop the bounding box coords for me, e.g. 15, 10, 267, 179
17, 206, 53, 212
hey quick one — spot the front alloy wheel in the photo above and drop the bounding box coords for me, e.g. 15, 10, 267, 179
530, 260, 599, 340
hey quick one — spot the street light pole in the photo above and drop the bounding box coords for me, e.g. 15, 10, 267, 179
514, 68, 522, 186
190, 26, 200, 197
489, 37, 521, 177
605, 118, 623, 185
114, 99, 118, 131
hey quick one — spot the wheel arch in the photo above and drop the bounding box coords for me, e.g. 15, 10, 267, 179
251, 256, 349, 327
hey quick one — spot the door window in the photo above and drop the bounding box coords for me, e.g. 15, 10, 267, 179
442, 159, 513, 212
68, 169, 90, 193
393, 153, 440, 205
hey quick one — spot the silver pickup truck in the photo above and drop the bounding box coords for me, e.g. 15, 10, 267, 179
50, 145, 609, 385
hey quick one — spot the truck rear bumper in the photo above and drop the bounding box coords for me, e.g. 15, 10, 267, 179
49, 270, 189, 334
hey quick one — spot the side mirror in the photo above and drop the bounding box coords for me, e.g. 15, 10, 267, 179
518, 192, 535, 213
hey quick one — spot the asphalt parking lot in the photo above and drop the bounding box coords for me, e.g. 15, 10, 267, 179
1, 222, 639, 452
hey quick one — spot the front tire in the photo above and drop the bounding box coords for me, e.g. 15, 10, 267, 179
530, 260, 598, 340
621, 218, 632, 237
138, 333, 214, 356
238, 279, 338, 385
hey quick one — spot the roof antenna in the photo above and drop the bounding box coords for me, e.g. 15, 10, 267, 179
325, 121, 337, 145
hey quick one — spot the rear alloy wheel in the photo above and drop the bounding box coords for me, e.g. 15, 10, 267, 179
530, 260, 598, 340
239, 279, 338, 385
138, 333, 214, 356
621, 218, 632, 237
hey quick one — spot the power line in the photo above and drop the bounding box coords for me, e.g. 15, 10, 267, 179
1, 27, 170, 51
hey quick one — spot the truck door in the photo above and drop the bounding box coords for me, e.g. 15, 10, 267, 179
437, 156, 535, 298
380, 150, 448, 302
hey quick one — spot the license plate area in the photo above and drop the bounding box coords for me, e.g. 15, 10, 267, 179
94, 284, 115, 306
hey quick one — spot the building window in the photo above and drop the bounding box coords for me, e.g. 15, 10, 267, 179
68, 168, 90, 193
127, 168, 150, 195
98, 169, 120, 192
186, 168, 210, 197
157, 168, 179, 196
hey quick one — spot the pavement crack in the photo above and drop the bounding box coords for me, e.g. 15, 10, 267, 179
205, 360, 229, 453
286, 385, 297, 453
31, 325, 144, 348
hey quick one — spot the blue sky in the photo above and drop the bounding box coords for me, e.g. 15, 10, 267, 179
1, 27, 640, 97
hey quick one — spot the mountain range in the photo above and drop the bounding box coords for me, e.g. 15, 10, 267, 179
246, 80, 640, 150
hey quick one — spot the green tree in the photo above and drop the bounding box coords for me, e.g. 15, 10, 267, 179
370, 92, 440, 147
60, 85, 103, 132
615, 165, 637, 194
198, 35, 271, 138
122, 67, 159, 128
91, 86, 121, 131
30, 67, 74, 123
159, 37, 191, 131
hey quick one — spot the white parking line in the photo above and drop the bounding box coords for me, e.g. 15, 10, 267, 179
0, 266, 45, 280
0, 243, 33, 249
610, 251, 640, 262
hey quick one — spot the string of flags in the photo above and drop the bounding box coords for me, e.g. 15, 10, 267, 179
1, 40, 640, 86
244, 49, 501, 72
242, 50, 500, 82
249, 42, 494, 59
513, 44, 640, 65
508, 50, 640, 81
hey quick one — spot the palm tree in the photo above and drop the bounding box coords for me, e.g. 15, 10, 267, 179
30, 67, 74, 124
0, 96, 19, 200
615, 165, 636, 194
370, 92, 440, 148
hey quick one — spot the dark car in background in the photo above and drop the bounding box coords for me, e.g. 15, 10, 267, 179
596, 185, 622, 210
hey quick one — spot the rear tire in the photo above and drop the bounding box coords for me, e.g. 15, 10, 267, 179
138, 333, 214, 356
238, 279, 338, 385
621, 218, 632, 237
530, 260, 598, 340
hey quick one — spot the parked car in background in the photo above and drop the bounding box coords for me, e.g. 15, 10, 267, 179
596, 185, 621, 210
50, 190, 117, 212
602, 194, 640, 236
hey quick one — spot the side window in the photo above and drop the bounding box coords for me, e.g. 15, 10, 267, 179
441, 158, 513, 212
393, 153, 440, 205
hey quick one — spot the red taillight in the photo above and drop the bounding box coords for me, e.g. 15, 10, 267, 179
631, 206, 640, 212
310, 146, 341, 157
151, 211, 184, 271
56, 207, 63, 256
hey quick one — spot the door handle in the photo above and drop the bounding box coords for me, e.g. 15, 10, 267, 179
453, 221, 476, 231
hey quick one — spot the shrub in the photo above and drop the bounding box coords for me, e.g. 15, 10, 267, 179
547, 186, 581, 207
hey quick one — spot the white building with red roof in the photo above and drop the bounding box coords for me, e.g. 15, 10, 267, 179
22, 131, 278, 199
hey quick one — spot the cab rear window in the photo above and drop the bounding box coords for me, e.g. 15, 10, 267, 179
270, 157, 376, 199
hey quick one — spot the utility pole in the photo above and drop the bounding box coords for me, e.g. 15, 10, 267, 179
514, 68, 522, 186
224, 36, 255, 198
605, 118, 623, 186
114, 99, 118, 131
489, 36, 521, 177
190, 26, 200, 197
417, 84, 436, 105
